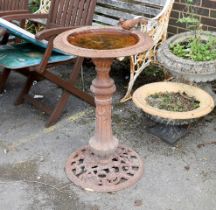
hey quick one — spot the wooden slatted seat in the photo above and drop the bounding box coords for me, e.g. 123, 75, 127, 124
0, 0, 29, 15
0, 0, 30, 44
93, 0, 165, 26
0, 0, 97, 127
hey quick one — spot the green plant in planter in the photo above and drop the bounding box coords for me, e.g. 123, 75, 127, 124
30, 0, 41, 13
170, 0, 216, 61
26, 0, 41, 34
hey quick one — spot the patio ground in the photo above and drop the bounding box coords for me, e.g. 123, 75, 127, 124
0, 63, 216, 210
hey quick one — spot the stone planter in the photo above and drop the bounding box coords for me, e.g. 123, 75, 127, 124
132, 82, 214, 125
157, 31, 216, 83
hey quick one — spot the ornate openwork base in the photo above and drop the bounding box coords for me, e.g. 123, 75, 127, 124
65, 145, 144, 192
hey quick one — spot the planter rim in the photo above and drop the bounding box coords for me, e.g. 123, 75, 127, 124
161, 31, 216, 64
132, 82, 214, 121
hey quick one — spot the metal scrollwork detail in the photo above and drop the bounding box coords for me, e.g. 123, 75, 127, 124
65, 145, 144, 192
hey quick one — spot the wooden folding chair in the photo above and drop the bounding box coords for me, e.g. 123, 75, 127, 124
0, 0, 29, 15
0, 0, 30, 44
0, 0, 97, 127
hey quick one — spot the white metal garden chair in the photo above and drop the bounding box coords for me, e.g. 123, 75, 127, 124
121, 0, 175, 102
34, 0, 51, 14
28, 0, 51, 32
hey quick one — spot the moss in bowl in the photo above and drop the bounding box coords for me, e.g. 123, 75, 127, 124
147, 91, 200, 112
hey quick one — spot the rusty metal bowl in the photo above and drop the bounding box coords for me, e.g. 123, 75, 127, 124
54, 26, 152, 58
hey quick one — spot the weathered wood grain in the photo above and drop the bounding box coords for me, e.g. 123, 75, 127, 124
93, 0, 164, 26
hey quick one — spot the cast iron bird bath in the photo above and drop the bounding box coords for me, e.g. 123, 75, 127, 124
54, 26, 152, 192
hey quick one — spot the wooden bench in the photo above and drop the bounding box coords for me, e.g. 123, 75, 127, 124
93, 0, 167, 26
34, 0, 168, 24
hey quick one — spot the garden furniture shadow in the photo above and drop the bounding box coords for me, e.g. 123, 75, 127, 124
0, 0, 97, 127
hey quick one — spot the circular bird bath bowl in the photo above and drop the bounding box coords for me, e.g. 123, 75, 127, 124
133, 82, 214, 144
54, 26, 152, 192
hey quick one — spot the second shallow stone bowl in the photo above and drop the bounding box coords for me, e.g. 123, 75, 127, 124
132, 82, 215, 125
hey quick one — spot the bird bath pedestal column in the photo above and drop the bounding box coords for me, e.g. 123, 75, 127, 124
54, 26, 152, 192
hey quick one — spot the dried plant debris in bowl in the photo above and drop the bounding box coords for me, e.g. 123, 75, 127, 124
146, 91, 200, 112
